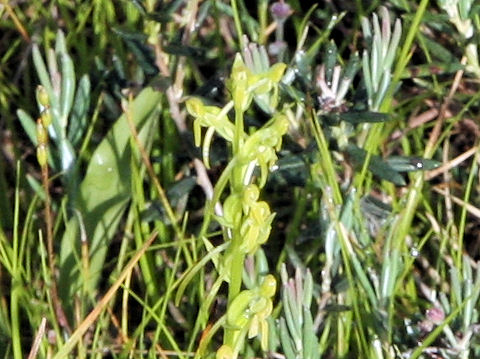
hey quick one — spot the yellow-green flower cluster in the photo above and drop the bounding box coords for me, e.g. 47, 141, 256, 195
218, 275, 277, 359
229, 53, 286, 114
220, 184, 275, 255
36, 85, 52, 167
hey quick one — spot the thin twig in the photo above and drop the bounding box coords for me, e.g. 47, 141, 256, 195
425, 146, 478, 180
1, 0, 30, 42
424, 56, 467, 158
442, 139, 455, 225
27, 317, 47, 359
433, 186, 480, 219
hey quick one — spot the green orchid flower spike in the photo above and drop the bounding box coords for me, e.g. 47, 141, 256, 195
185, 41, 288, 359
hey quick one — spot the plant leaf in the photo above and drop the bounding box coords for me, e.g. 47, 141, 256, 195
113, 27, 159, 76
141, 176, 197, 223
324, 111, 390, 125
68, 75, 91, 146
17, 109, 37, 146
346, 144, 406, 185
59, 87, 162, 306
386, 156, 440, 172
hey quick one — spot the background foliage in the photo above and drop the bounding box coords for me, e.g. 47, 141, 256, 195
1, 0, 480, 358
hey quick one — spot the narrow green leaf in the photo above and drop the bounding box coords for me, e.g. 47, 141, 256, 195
283, 285, 302, 343
419, 33, 457, 63
325, 111, 390, 125
163, 43, 206, 58
32, 45, 54, 98
401, 62, 464, 78
68, 75, 91, 146
54, 29, 67, 54
350, 254, 378, 306
323, 304, 351, 312
59, 52, 76, 129
384, 19, 402, 70
302, 307, 317, 359
111, 26, 147, 41
124, 38, 159, 75
373, 69, 391, 110
302, 270, 313, 309
362, 50, 373, 101
17, 109, 37, 146
297, 4, 318, 48
279, 318, 297, 359
323, 41, 337, 84
386, 156, 440, 172
346, 144, 406, 185
113, 27, 159, 75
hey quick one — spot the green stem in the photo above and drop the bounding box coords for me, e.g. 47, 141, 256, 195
230, 0, 244, 49
457, 149, 479, 266
258, 0, 268, 44
11, 162, 21, 359
225, 227, 246, 345
11, 283, 21, 359
361, 0, 430, 165
233, 110, 244, 159
228, 232, 245, 301
223, 105, 248, 346
385, 0, 430, 110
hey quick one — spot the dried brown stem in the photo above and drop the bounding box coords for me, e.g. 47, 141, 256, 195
27, 317, 46, 359
40, 163, 71, 333
424, 56, 467, 158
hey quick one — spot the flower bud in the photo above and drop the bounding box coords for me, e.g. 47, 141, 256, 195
36, 85, 50, 107
41, 108, 52, 127
37, 145, 48, 167
36, 119, 48, 146
260, 274, 276, 297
